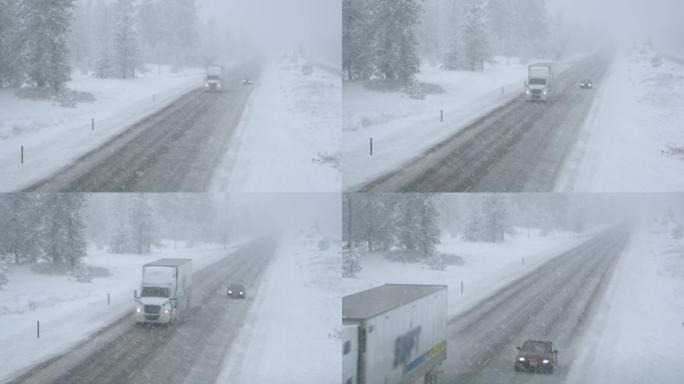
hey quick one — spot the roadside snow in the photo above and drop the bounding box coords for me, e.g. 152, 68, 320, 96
343, 55, 587, 190
342, 228, 593, 319
566, 224, 684, 383
0, 239, 249, 383
0, 65, 205, 191
217, 228, 339, 384
563, 48, 684, 192
215, 55, 341, 192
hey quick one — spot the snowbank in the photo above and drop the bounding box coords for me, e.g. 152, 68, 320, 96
342, 228, 593, 319
0, 239, 249, 382
566, 224, 684, 383
217, 229, 339, 383
215, 55, 341, 192
562, 48, 684, 191
343, 55, 587, 190
0, 65, 205, 191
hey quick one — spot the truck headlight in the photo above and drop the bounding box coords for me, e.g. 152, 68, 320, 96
525, 89, 530, 95
136, 307, 141, 313
543, 359, 549, 364
543, 89, 547, 95
519, 357, 525, 362
164, 309, 169, 314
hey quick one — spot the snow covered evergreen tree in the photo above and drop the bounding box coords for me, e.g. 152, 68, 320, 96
21, 0, 75, 92
0, 259, 8, 289
94, 1, 114, 78
0, 0, 24, 87
113, 0, 140, 79
128, 194, 155, 254
39, 194, 87, 268
462, 0, 489, 71
342, 245, 362, 278
415, 195, 440, 259
108, 221, 128, 254
481, 194, 509, 242
0, 195, 42, 264
343, 0, 373, 81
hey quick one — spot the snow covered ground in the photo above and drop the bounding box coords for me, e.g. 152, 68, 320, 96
563, 48, 684, 192
215, 54, 341, 192
342, 228, 593, 318
0, 65, 205, 191
0, 239, 249, 382
566, 222, 684, 383
342, 55, 585, 190
217, 228, 339, 383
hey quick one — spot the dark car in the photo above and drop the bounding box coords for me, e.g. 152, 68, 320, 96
579, 79, 593, 89
227, 284, 246, 299
242, 78, 253, 85
514, 340, 557, 374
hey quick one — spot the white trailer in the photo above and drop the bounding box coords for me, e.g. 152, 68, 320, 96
134, 259, 192, 326
342, 284, 448, 384
205, 65, 224, 92
526, 63, 555, 101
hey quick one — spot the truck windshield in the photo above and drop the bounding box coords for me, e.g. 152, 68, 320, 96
141, 287, 169, 298
529, 78, 546, 85
207, 75, 220, 80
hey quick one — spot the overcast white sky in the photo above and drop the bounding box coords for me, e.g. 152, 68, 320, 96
197, 0, 341, 65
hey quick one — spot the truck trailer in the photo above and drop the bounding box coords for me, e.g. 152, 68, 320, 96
134, 258, 192, 326
525, 63, 555, 101
342, 284, 448, 384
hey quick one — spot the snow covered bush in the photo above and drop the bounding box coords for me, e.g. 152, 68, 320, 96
342, 246, 362, 278
70, 261, 93, 283
672, 224, 683, 240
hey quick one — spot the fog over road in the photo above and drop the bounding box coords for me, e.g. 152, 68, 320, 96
361, 53, 613, 193
25, 61, 261, 193
442, 227, 630, 384
9, 237, 277, 384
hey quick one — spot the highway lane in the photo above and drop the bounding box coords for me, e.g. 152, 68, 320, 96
9, 237, 277, 384
361, 52, 613, 192
441, 227, 630, 384
25, 61, 261, 192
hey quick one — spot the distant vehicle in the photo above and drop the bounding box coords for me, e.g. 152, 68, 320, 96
579, 79, 593, 89
525, 63, 555, 101
227, 283, 246, 299
134, 259, 192, 326
343, 284, 447, 384
514, 340, 558, 374
242, 78, 253, 85
205, 65, 223, 92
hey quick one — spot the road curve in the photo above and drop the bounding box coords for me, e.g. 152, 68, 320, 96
361, 52, 613, 192
442, 227, 630, 384
25, 61, 262, 192
8, 237, 278, 384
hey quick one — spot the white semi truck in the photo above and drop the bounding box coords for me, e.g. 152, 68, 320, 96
525, 63, 555, 101
134, 258, 192, 326
205, 65, 224, 92
342, 284, 448, 384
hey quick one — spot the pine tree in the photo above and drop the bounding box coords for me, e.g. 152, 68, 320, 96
128, 194, 155, 254
416, 195, 440, 260
0, 259, 8, 289
21, 0, 75, 92
114, 0, 140, 79
94, 1, 114, 78
481, 194, 508, 242
0, 0, 24, 87
462, 0, 489, 71
342, 245, 362, 277
0, 195, 42, 264
39, 194, 87, 268
343, 0, 371, 81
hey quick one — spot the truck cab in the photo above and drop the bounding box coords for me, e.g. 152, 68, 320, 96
134, 259, 192, 326
526, 63, 554, 101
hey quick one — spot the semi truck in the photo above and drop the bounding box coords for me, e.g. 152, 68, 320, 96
525, 63, 555, 101
205, 65, 224, 92
342, 284, 448, 384
134, 259, 192, 326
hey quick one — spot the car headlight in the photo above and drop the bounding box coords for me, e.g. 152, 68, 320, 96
228, 290, 233, 294
543, 359, 549, 364
518, 357, 525, 362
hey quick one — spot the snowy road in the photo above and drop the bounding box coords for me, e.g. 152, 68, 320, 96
24, 61, 261, 192
442, 227, 629, 384
360, 53, 613, 192
8, 237, 277, 384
